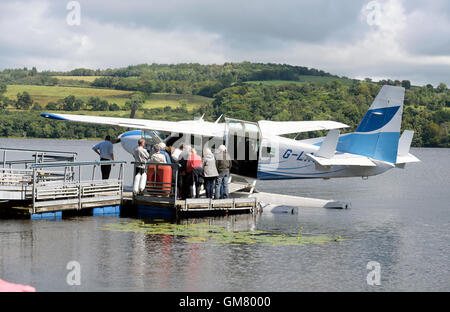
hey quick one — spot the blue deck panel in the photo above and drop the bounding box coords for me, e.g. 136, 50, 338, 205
31, 211, 62, 220
93, 205, 121, 216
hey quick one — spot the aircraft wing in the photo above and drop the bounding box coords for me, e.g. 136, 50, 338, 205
41, 113, 225, 137
258, 120, 349, 137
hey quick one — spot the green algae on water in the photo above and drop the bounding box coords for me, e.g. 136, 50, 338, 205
103, 221, 344, 246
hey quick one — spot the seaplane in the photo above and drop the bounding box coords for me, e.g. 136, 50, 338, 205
41, 85, 420, 211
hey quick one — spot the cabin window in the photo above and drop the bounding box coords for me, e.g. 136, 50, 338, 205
261, 146, 275, 158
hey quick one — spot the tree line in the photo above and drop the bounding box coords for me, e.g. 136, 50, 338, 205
0, 62, 449, 147
206, 80, 449, 147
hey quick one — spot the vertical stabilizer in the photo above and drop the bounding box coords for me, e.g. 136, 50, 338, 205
337, 85, 405, 164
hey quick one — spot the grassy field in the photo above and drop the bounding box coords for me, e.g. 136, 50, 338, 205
143, 93, 212, 110
53, 76, 104, 82
5, 85, 211, 111
245, 75, 356, 86
5, 85, 133, 106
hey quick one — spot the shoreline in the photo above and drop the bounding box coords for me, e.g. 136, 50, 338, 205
0, 136, 102, 141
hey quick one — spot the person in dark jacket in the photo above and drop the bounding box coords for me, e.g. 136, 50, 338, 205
215, 145, 232, 199
178, 144, 190, 199
202, 148, 218, 198
187, 148, 203, 198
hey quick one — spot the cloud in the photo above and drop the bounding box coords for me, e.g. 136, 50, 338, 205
0, 0, 448, 85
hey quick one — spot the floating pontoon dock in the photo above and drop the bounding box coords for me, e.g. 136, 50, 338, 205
0, 147, 348, 218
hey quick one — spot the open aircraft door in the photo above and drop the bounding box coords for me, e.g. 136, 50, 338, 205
225, 118, 260, 178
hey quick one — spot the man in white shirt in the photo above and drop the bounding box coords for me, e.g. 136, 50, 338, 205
92, 135, 114, 179
132, 138, 150, 194
133, 138, 150, 175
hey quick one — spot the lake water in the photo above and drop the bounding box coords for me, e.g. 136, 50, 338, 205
0, 138, 449, 291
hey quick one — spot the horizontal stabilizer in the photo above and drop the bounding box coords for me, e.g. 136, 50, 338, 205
396, 153, 420, 164
398, 130, 414, 156
306, 153, 377, 167
316, 129, 340, 159
396, 130, 420, 165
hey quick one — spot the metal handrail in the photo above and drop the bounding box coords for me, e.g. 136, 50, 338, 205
131, 161, 179, 168
1, 147, 77, 169
30, 160, 126, 168
0, 147, 78, 155
29, 160, 125, 213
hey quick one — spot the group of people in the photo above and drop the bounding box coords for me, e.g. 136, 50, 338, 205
177, 144, 232, 200
92, 135, 233, 200
133, 140, 232, 200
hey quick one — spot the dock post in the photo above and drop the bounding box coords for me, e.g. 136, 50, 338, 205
91, 164, 96, 180
119, 163, 124, 207
32, 168, 36, 214
78, 165, 81, 210
173, 164, 178, 205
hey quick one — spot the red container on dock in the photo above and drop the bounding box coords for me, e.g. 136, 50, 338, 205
146, 165, 172, 196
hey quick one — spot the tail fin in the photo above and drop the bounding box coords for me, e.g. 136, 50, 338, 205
337, 85, 405, 164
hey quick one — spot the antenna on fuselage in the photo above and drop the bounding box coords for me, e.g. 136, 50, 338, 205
215, 114, 223, 123
194, 113, 205, 121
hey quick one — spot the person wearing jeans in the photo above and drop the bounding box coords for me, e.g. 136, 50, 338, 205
215, 145, 232, 199
202, 148, 218, 199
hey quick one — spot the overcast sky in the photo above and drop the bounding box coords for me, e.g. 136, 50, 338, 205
0, 0, 449, 85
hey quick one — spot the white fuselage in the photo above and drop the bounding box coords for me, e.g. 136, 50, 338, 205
257, 136, 393, 180
119, 130, 394, 181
